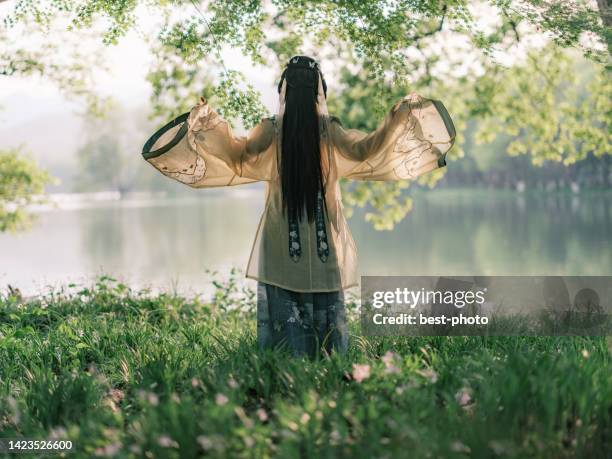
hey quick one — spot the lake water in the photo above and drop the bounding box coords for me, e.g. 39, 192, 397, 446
1, 188, 610, 297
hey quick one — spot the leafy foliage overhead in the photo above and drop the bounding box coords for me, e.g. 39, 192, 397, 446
1, 0, 610, 230
2, 0, 609, 125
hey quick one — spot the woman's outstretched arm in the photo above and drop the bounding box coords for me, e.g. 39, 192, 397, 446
142, 97, 275, 188
330, 94, 456, 181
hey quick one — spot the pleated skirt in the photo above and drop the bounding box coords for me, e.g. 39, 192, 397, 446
256, 282, 349, 358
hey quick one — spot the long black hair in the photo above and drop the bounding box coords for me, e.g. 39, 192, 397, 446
277, 55, 328, 223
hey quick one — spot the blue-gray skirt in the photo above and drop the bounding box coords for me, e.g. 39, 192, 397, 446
256, 282, 349, 358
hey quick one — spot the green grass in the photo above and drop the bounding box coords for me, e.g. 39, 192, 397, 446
0, 275, 610, 458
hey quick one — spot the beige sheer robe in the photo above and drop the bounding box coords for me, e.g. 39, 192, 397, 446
142, 92, 456, 292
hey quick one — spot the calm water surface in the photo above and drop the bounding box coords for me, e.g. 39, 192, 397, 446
1, 189, 610, 296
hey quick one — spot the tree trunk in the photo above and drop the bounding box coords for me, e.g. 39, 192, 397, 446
597, 0, 611, 27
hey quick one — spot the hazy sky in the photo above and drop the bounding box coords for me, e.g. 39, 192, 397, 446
0, 26, 281, 128
0, 0, 292, 190
0, 38, 280, 132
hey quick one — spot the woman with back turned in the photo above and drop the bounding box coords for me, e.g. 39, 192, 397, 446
142, 55, 456, 359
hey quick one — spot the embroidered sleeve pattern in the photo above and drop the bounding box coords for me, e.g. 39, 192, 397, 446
159, 155, 207, 184
332, 94, 456, 181
186, 98, 226, 160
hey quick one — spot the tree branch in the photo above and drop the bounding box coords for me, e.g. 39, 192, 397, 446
406, 6, 447, 43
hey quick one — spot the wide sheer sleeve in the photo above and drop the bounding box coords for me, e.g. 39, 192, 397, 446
330, 94, 456, 181
142, 97, 275, 188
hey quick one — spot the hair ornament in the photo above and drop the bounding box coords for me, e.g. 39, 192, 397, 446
278, 55, 327, 98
